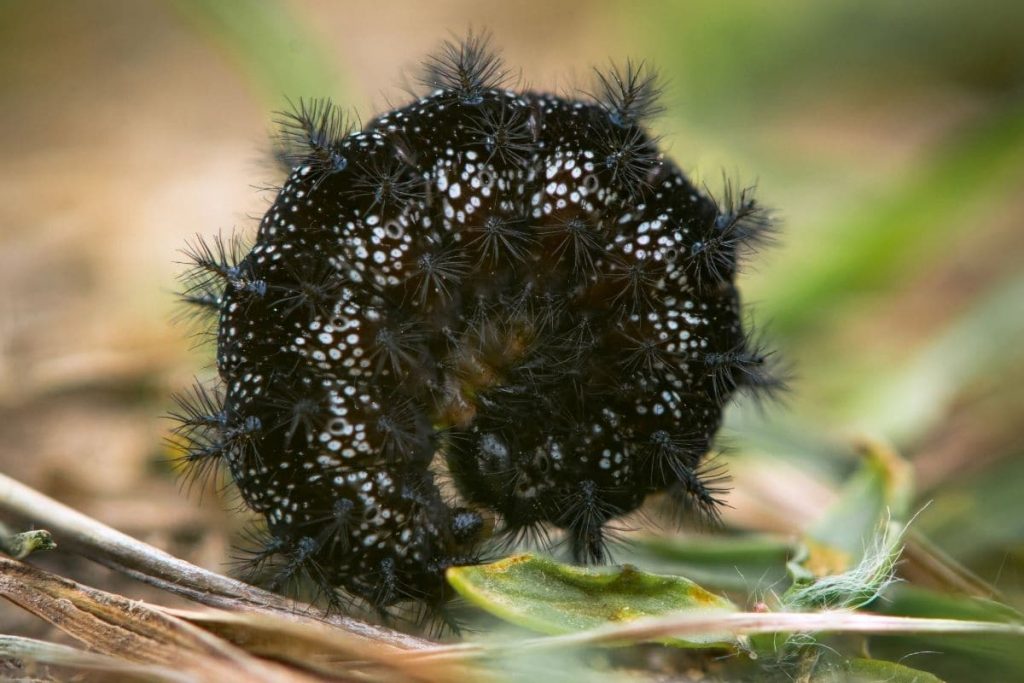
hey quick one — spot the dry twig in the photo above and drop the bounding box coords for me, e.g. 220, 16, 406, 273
0, 471, 429, 650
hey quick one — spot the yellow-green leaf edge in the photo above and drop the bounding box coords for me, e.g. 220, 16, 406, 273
447, 553, 737, 648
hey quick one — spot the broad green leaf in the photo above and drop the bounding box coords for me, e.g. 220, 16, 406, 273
447, 554, 736, 647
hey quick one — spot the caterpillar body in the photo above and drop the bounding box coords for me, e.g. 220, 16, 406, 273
172, 34, 781, 616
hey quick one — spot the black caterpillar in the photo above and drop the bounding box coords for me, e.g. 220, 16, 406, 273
171, 33, 782, 616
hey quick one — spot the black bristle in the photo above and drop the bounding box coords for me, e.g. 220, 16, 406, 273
716, 179, 777, 255
638, 429, 705, 488
537, 214, 604, 279
168, 433, 227, 498
667, 456, 732, 528
688, 179, 777, 288
308, 498, 355, 556
373, 396, 433, 464
605, 253, 663, 316
369, 318, 428, 377
420, 30, 510, 104
595, 123, 662, 197
465, 100, 535, 165
559, 479, 619, 564
349, 153, 422, 215
466, 214, 535, 266
411, 247, 470, 305
167, 380, 230, 496
275, 97, 352, 183
590, 60, 665, 127
178, 232, 250, 298
618, 330, 673, 380
230, 525, 288, 583
174, 289, 221, 338
171, 33, 783, 618
268, 535, 331, 598
704, 324, 788, 405
168, 380, 226, 438
267, 261, 347, 319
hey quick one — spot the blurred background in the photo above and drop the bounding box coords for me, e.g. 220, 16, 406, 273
1, 0, 1022, 665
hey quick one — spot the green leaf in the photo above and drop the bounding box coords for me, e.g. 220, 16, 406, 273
870, 585, 1024, 680
629, 534, 794, 592
447, 554, 736, 647
817, 658, 945, 683
805, 440, 912, 571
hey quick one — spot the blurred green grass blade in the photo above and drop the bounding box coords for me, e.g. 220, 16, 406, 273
871, 584, 1024, 680
447, 554, 737, 648
882, 584, 1024, 625
759, 100, 1024, 336
843, 658, 944, 683
903, 531, 1004, 602
850, 272, 1024, 443
171, 0, 348, 107
816, 658, 945, 683
729, 274, 1024, 475
629, 535, 793, 592
919, 449, 1024, 563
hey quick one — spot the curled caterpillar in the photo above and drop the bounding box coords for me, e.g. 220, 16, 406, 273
171, 32, 783, 616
